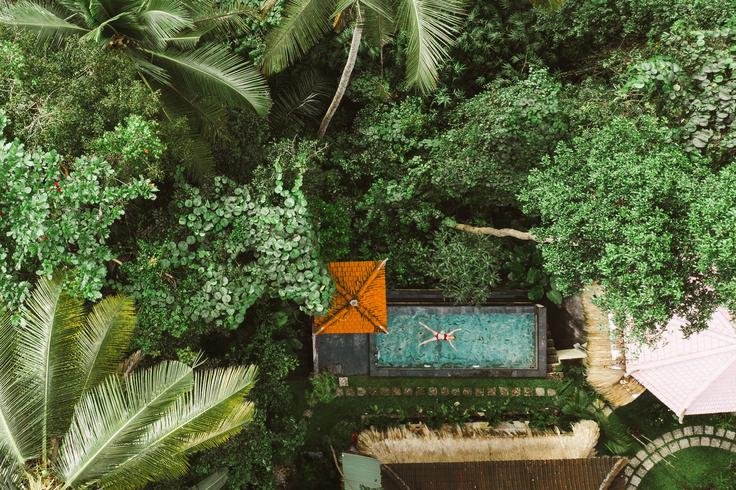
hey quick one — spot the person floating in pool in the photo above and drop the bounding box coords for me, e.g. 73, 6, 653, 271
418, 322, 461, 351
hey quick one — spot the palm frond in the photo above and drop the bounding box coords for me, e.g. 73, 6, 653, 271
77, 295, 137, 401
57, 361, 194, 487
130, 52, 173, 86
362, 0, 394, 48
0, 439, 23, 490
163, 29, 205, 49
0, 309, 33, 465
95, 366, 257, 490
261, 0, 338, 75
396, 0, 466, 93
271, 71, 332, 127
182, 402, 255, 454
139, 0, 194, 49
19, 275, 85, 463
143, 44, 271, 115
192, 469, 228, 490
0, 1, 90, 44
190, 2, 251, 39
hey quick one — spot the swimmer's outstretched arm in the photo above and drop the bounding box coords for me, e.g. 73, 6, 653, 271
447, 328, 462, 336
448, 339, 457, 351
419, 322, 437, 334
418, 337, 436, 347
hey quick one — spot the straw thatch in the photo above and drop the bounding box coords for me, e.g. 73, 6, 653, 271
357, 420, 600, 464
582, 285, 644, 407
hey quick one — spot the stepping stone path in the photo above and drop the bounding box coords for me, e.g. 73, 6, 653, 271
625, 425, 736, 489
334, 383, 559, 399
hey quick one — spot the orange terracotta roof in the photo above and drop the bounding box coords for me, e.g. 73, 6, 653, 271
313, 260, 388, 335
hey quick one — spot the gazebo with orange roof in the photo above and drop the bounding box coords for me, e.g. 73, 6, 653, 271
313, 260, 389, 335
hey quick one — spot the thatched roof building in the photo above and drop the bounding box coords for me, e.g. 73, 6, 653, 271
357, 421, 600, 464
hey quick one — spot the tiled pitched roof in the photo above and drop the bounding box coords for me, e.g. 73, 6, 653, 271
381, 458, 628, 490
626, 307, 736, 417
313, 260, 388, 334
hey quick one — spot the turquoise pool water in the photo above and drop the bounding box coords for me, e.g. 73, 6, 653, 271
374, 306, 537, 369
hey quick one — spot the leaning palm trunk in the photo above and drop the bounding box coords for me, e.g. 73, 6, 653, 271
318, 15, 363, 138
0, 276, 257, 489
358, 420, 600, 464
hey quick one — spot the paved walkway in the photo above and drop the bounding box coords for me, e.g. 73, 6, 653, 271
335, 384, 558, 398
624, 425, 736, 489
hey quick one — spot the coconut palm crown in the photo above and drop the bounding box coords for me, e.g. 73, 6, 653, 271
0, 0, 272, 117
0, 276, 257, 489
262, 0, 467, 93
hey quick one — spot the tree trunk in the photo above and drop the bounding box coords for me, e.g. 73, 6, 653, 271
318, 17, 363, 139
451, 222, 552, 242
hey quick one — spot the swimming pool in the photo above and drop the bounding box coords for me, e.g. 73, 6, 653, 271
370, 304, 546, 377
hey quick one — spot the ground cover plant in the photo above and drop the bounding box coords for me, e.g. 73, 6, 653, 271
1, 0, 735, 488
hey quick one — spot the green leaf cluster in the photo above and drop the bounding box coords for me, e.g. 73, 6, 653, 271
0, 114, 156, 305
520, 116, 724, 339
427, 229, 504, 304
92, 115, 167, 182
623, 24, 736, 164
0, 35, 160, 160
118, 145, 332, 354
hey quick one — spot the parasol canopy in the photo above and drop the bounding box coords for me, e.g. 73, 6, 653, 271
626, 307, 736, 420
313, 260, 388, 335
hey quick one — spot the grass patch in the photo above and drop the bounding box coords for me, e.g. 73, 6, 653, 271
614, 392, 721, 441
639, 447, 736, 490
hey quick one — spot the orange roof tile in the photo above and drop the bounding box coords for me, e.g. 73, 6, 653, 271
313, 260, 388, 335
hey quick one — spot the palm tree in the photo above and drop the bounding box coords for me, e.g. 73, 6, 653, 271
0, 276, 257, 489
261, 0, 467, 137
0, 0, 272, 117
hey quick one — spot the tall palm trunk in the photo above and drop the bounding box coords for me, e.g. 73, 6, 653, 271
318, 16, 363, 138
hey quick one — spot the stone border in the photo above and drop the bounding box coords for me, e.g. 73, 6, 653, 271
624, 425, 736, 489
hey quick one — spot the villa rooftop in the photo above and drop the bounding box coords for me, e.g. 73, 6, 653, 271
380, 458, 628, 490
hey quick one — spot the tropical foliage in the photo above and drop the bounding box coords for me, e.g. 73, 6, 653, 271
0, 0, 272, 116
0, 111, 156, 306
2, 0, 736, 488
0, 276, 257, 489
261, 0, 467, 93
519, 116, 718, 340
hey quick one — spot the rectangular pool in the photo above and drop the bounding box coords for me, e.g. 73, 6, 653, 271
369, 304, 546, 377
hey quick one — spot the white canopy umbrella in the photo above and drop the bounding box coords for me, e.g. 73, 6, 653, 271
626, 308, 736, 421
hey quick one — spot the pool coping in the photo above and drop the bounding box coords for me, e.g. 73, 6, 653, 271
368, 303, 547, 378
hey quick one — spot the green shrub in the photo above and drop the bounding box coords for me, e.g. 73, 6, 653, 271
307, 373, 339, 407
428, 230, 504, 304
623, 24, 736, 165
520, 116, 715, 339
430, 67, 566, 211
91, 115, 166, 182
0, 35, 159, 159
119, 142, 333, 354
0, 111, 155, 305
